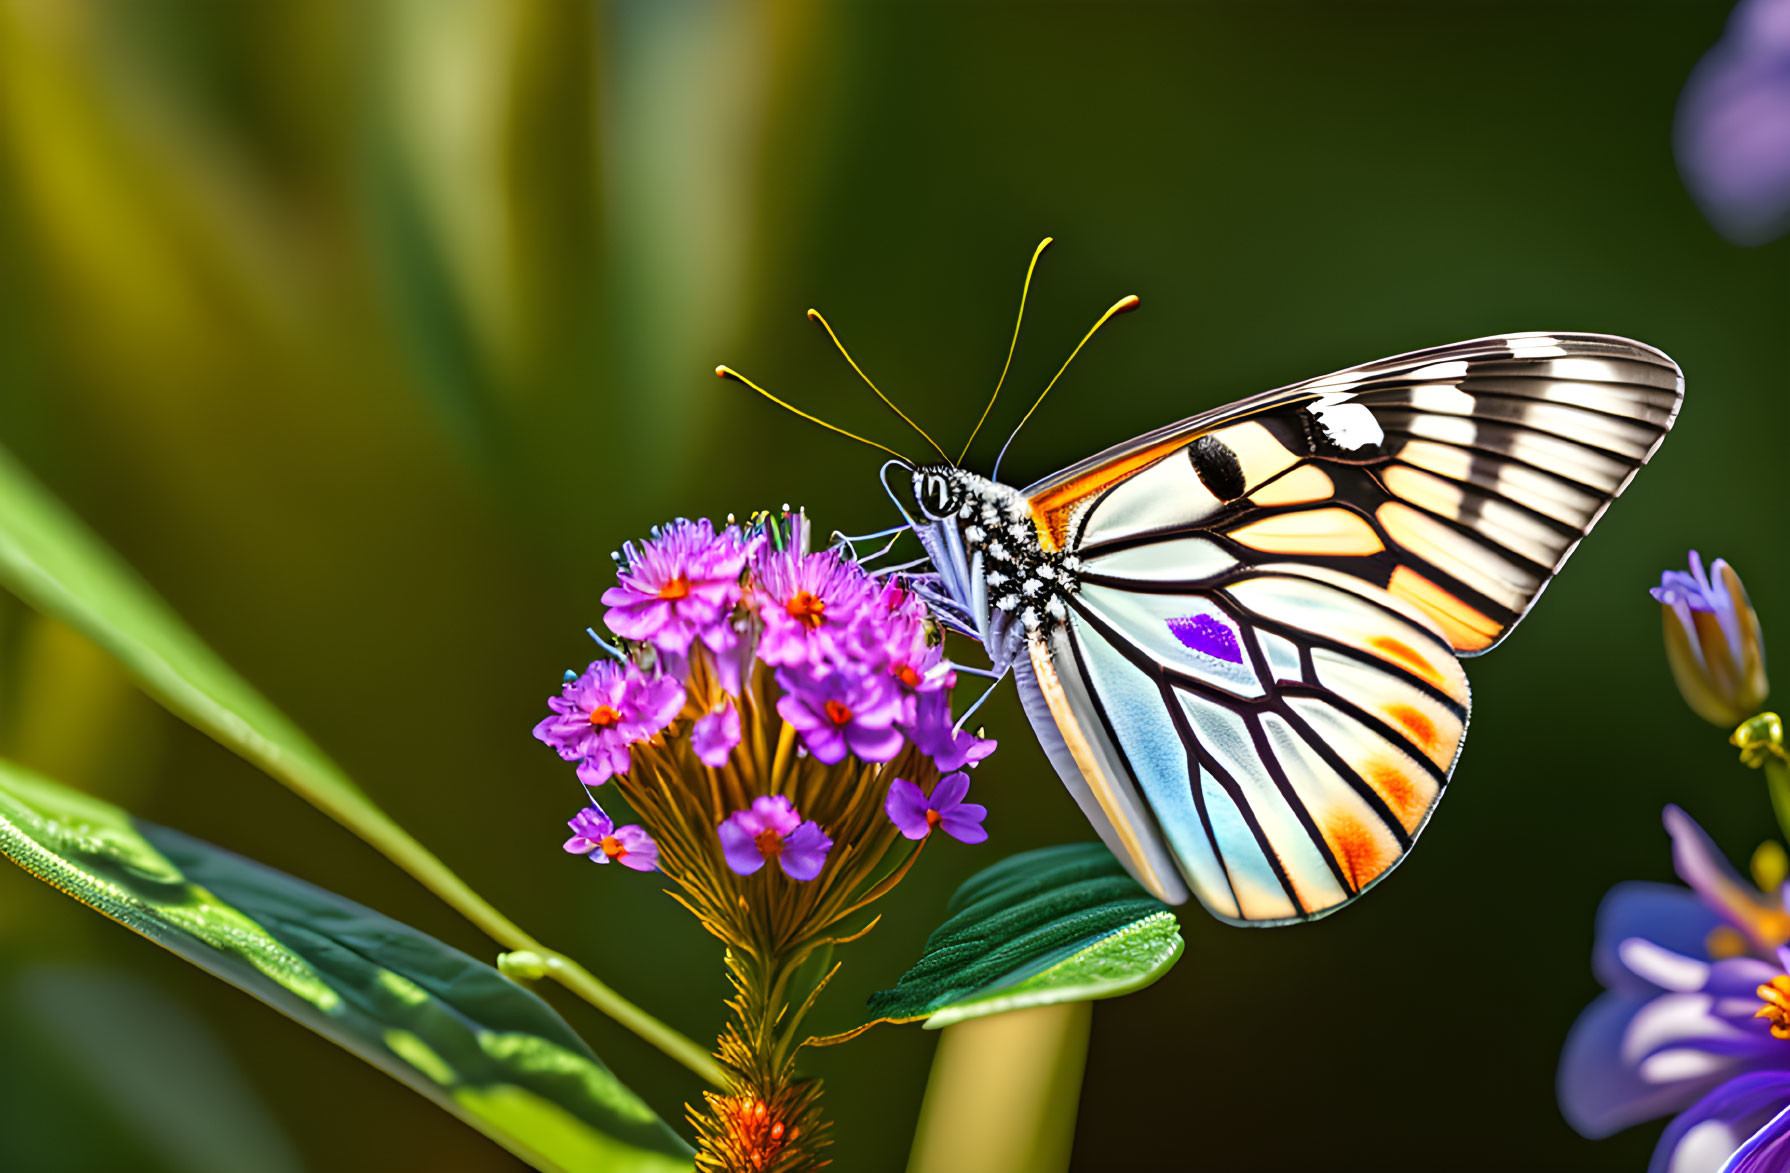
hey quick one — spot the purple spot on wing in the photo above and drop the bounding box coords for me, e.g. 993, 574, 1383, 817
1166, 615, 1242, 663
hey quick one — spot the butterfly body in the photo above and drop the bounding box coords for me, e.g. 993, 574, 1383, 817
895, 332, 1682, 924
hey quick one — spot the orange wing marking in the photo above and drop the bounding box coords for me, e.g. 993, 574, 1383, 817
1029, 421, 1301, 551
1363, 760, 1428, 833
1320, 811, 1397, 891
1384, 704, 1437, 756
1388, 565, 1501, 652
1029, 434, 1192, 551
1365, 634, 1450, 692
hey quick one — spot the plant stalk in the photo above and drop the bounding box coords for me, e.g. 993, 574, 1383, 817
1767, 759, 1790, 849
905, 1003, 1092, 1173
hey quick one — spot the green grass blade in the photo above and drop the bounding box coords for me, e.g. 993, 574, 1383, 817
858, 843, 1184, 1032
0, 757, 693, 1173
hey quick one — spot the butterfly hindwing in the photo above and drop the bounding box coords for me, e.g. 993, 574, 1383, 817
1012, 332, 1679, 920
1020, 548, 1469, 921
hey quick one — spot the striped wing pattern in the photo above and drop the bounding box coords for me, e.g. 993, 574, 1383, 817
1017, 333, 1681, 920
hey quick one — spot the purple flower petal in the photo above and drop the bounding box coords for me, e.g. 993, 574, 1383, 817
939, 804, 988, 845
564, 804, 615, 856
692, 701, 741, 768
1594, 882, 1729, 996
1668, 805, 1790, 953
1651, 1071, 1790, 1173
931, 771, 971, 809
778, 820, 833, 881
1725, 1094, 1790, 1173
885, 778, 932, 840
606, 825, 660, 872
748, 795, 803, 837
718, 815, 767, 876
1675, 1, 1790, 246
577, 748, 626, 788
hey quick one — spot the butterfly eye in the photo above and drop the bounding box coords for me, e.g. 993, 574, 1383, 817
916, 472, 955, 518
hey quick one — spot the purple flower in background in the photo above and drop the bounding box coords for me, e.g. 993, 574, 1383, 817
753, 547, 878, 668
1676, 0, 1790, 244
906, 688, 996, 772
533, 660, 686, 786
603, 518, 755, 656
692, 700, 742, 768
718, 796, 832, 881
1559, 806, 1790, 1170
562, 805, 659, 872
1652, 551, 1769, 727
886, 773, 988, 844
775, 664, 906, 765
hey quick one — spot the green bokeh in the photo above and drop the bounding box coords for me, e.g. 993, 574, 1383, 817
0, 2, 1779, 1170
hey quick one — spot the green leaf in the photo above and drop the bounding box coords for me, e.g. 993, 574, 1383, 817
0, 758, 693, 1173
862, 843, 1183, 1031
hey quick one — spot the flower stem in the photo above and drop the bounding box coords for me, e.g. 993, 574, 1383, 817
1767, 759, 1790, 849
262, 770, 726, 1085
1734, 713, 1790, 847
904, 1003, 1092, 1173
544, 952, 729, 1086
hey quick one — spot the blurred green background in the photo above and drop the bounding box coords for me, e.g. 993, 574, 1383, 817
0, 1, 1781, 1169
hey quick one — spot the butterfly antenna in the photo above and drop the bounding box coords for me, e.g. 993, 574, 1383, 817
990, 293, 1140, 483
806, 309, 952, 465
958, 236, 1052, 466
716, 366, 914, 465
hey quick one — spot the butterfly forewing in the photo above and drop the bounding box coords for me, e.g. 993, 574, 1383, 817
1016, 332, 1680, 920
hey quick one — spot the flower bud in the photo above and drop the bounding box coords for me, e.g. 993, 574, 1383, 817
1652, 551, 1768, 727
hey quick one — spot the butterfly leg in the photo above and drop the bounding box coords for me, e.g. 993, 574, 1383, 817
950, 663, 1011, 735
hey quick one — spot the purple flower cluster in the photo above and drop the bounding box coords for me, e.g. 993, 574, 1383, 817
533, 510, 996, 883
1560, 806, 1790, 1171
758, 547, 994, 772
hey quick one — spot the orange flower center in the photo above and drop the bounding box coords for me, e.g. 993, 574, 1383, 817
786, 590, 827, 629
1759, 975, 1790, 1039
588, 704, 621, 727
754, 828, 784, 859
600, 835, 626, 860
895, 664, 922, 689
823, 699, 853, 726
925, 808, 941, 829
719, 1097, 794, 1171
658, 575, 691, 601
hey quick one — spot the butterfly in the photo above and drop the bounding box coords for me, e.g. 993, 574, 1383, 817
722, 240, 1682, 924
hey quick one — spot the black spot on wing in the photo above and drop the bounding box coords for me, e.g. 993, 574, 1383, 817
1188, 435, 1247, 502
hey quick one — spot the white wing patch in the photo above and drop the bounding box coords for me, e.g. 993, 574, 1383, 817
1307, 393, 1384, 451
